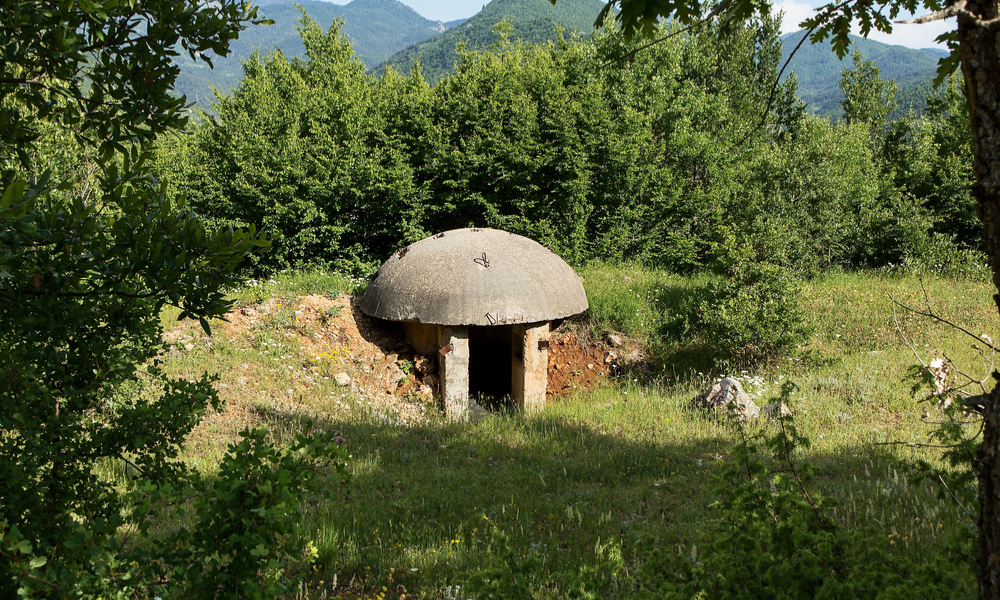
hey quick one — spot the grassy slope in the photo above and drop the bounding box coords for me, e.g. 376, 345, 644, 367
376, 0, 607, 83
174, 0, 448, 108
781, 30, 945, 120
159, 267, 987, 597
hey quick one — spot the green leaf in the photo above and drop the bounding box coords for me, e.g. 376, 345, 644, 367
28, 556, 47, 569
0, 177, 26, 211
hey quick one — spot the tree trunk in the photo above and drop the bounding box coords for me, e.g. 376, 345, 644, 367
956, 0, 1000, 596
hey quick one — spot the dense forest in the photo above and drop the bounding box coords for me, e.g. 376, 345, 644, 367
158, 15, 977, 280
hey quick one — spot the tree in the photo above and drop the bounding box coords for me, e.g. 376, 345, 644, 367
839, 49, 898, 140
556, 0, 1000, 595
1, 1, 347, 597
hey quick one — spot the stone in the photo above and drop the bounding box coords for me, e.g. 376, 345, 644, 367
384, 363, 404, 385
762, 402, 791, 418
334, 372, 352, 387
184, 343, 194, 352
468, 399, 488, 422
606, 333, 623, 347
422, 373, 440, 389
240, 306, 257, 316
414, 354, 435, 374
692, 377, 760, 421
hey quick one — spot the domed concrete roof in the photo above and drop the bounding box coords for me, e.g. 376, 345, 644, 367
360, 228, 588, 326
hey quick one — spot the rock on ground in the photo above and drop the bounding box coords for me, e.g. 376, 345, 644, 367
692, 377, 760, 421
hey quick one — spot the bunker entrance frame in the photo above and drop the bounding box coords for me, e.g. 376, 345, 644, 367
403, 321, 550, 419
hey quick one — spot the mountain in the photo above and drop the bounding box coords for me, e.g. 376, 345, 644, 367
376, 0, 606, 83
174, 0, 452, 107
780, 30, 947, 119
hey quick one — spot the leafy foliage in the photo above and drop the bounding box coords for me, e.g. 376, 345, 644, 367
0, 0, 352, 596
694, 254, 811, 369
840, 49, 899, 139
883, 73, 978, 249
696, 384, 972, 599
780, 30, 945, 120
378, 0, 608, 83
163, 14, 825, 274
174, 0, 451, 106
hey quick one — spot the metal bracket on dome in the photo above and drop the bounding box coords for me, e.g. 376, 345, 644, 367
474, 252, 490, 268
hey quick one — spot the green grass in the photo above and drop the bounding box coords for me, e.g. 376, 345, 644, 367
157, 266, 990, 598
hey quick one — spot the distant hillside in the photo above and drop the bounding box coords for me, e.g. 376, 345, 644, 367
376, 0, 606, 83
780, 30, 947, 119
175, 0, 451, 107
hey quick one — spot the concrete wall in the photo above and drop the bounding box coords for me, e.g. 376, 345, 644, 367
437, 325, 469, 419
402, 321, 438, 356
512, 322, 549, 411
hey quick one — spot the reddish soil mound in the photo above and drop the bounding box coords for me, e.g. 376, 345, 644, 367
177, 295, 627, 422
546, 325, 615, 396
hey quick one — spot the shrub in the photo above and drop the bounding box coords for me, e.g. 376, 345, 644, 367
685, 246, 810, 369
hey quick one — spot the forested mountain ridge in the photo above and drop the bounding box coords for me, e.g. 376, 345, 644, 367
781, 30, 945, 118
174, 0, 452, 107
375, 0, 608, 82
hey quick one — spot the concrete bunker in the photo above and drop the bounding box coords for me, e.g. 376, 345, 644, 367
359, 228, 589, 419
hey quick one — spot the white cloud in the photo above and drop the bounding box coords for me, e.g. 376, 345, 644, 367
864, 18, 955, 49
774, 0, 816, 35
774, 0, 956, 48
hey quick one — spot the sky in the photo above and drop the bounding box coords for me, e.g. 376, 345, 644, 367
319, 0, 955, 49
774, 0, 955, 48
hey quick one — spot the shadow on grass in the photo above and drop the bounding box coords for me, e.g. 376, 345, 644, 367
253, 399, 730, 595
247, 395, 975, 599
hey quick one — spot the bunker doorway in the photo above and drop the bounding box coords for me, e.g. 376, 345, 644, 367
468, 325, 513, 407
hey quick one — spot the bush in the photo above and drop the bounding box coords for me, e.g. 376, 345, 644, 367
696, 384, 974, 599
675, 242, 810, 370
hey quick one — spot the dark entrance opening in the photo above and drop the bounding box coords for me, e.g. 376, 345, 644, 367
468, 325, 512, 408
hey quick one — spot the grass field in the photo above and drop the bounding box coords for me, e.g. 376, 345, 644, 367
158, 267, 992, 599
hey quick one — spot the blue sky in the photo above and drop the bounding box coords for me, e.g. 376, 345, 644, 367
320, 0, 954, 49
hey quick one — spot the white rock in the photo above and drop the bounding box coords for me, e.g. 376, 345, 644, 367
692, 377, 760, 421
334, 372, 352, 386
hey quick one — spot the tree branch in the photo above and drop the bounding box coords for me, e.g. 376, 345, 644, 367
889, 293, 999, 353
602, 9, 721, 65
896, 0, 1000, 27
